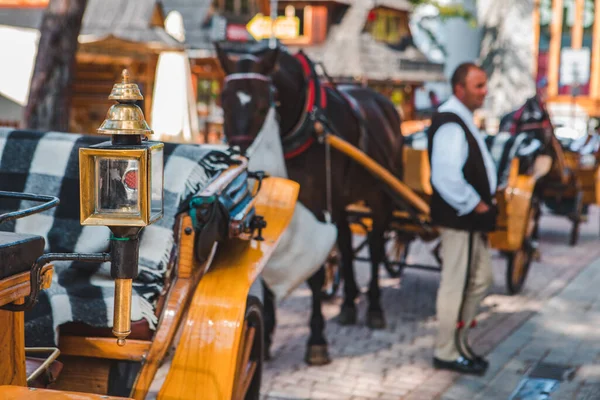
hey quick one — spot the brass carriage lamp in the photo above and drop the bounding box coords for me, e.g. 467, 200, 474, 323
79, 69, 164, 346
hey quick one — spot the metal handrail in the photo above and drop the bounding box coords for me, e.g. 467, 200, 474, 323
25, 347, 61, 385
0, 191, 60, 224
1, 252, 112, 312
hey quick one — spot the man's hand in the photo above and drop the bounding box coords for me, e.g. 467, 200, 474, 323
474, 201, 490, 214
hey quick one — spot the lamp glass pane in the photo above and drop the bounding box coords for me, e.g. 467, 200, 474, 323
95, 157, 140, 215
150, 147, 163, 220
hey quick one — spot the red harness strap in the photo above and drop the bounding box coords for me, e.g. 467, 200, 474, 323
509, 105, 526, 135
283, 52, 327, 160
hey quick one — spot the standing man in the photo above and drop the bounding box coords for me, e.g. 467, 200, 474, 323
427, 62, 497, 375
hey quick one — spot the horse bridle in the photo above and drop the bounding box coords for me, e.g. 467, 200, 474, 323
222, 72, 277, 146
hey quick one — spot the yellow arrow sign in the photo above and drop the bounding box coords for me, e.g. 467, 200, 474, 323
246, 13, 300, 41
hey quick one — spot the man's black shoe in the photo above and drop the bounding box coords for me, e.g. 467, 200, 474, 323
463, 345, 489, 369
472, 355, 489, 370
433, 356, 487, 376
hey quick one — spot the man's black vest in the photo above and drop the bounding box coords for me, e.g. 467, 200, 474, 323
427, 112, 497, 232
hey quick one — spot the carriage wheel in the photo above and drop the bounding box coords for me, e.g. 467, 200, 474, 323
322, 247, 342, 300
232, 296, 264, 400
383, 231, 408, 278
505, 246, 533, 295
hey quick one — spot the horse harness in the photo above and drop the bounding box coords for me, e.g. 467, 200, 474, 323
223, 51, 370, 219
283, 51, 369, 160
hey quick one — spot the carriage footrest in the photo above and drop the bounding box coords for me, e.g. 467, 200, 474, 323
25, 347, 62, 388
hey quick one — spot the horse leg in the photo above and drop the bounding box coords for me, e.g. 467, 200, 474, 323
262, 281, 276, 361
365, 206, 392, 330
336, 211, 360, 325
304, 266, 331, 365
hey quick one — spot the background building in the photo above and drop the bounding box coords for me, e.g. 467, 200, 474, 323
411, 0, 537, 128
277, 0, 446, 120
0, 0, 181, 133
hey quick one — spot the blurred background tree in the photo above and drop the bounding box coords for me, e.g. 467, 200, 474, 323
23, 0, 88, 131
409, 0, 477, 57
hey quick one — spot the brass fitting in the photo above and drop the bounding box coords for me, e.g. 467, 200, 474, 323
113, 278, 132, 346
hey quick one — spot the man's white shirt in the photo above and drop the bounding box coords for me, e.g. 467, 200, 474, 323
430, 95, 497, 216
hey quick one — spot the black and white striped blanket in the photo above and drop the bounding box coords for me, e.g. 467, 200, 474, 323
404, 130, 541, 187
0, 128, 231, 346
484, 132, 541, 186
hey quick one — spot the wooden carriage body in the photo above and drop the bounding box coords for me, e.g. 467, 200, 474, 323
540, 141, 600, 245
345, 140, 550, 294
0, 134, 299, 400
389, 147, 547, 254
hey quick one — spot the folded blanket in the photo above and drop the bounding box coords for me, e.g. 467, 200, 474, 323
246, 109, 337, 301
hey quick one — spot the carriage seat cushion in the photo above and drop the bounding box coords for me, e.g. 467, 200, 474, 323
0, 129, 237, 347
0, 232, 44, 280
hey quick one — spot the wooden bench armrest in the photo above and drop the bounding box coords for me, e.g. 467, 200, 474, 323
0, 385, 132, 399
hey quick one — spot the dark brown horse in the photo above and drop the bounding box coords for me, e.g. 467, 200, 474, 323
216, 42, 405, 364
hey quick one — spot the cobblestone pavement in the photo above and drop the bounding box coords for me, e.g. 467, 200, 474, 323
441, 253, 600, 400
260, 208, 600, 400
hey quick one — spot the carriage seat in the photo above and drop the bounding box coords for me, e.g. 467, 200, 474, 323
0, 129, 259, 355
59, 155, 255, 343
0, 232, 62, 388
0, 232, 44, 280
402, 147, 432, 197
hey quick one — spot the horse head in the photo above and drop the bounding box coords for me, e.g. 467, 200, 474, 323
216, 43, 280, 152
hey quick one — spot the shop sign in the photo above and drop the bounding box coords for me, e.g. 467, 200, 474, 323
246, 13, 300, 41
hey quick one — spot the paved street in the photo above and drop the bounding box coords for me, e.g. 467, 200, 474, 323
441, 248, 600, 399
260, 208, 600, 400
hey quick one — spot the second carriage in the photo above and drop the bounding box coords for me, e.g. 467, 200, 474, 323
342, 129, 551, 295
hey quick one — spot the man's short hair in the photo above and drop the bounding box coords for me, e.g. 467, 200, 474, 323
451, 62, 483, 92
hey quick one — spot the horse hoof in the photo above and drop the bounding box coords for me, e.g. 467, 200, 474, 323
264, 340, 272, 361
366, 309, 386, 330
336, 304, 357, 325
305, 344, 331, 366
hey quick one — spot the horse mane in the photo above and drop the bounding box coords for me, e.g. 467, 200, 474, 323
270, 48, 308, 136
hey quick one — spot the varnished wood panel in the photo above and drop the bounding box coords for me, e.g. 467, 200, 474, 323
49, 356, 112, 395
402, 147, 432, 196
591, 0, 600, 97
0, 310, 26, 387
130, 217, 206, 400
549, 95, 600, 116
488, 155, 551, 251
572, 0, 585, 49
533, 0, 541, 76
548, 0, 564, 96
326, 134, 430, 214
130, 274, 199, 399
0, 265, 53, 387
58, 337, 150, 361
401, 119, 430, 136
158, 177, 299, 400
0, 385, 131, 399
176, 216, 195, 279
0, 265, 53, 308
